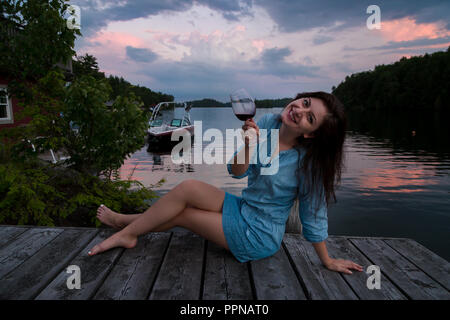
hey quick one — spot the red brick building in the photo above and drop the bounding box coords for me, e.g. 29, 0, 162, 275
0, 61, 73, 130
0, 74, 28, 128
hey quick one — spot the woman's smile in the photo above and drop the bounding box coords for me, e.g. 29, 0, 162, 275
288, 108, 297, 124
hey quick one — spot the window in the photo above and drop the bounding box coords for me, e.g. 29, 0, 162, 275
150, 119, 163, 127
170, 119, 182, 127
0, 86, 13, 123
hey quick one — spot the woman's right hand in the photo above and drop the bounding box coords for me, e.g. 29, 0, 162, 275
324, 258, 364, 275
242, 118, 260, 146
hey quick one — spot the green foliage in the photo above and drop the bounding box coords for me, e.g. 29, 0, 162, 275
188, 98, 228, 108
128, 84, 174, 111
332, 48, 450, 111
0, 70, 69, 165
0, 0, 80, 101
0, 69, 150, 176
255, 98, 292, 108
0, 161, 161, 227
72, 53, 105, 80
0, 0, 166, 228
0, 68, 164, 226
62, 74, 149, 176
107, 75, 131, 99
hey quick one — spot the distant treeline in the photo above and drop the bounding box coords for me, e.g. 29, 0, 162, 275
332, 47, 450, 111
188, 97, 293, 108
72, 54, 174, 108
255, 98, 293, 108
187, 98, 229, 108
107, 75, 174, 107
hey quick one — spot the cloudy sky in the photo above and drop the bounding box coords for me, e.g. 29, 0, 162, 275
70, 0, 450, 102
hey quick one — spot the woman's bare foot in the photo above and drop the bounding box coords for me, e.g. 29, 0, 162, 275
97, 204, 125, 229
88, 231, 137, 256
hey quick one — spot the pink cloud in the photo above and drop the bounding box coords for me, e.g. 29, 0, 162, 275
235, 25, 246, 32
145, 29, 208, 46
79, 31, 149, 76
380, 17, 450, 42
393, 42, 450, 61
145, 24, 248, 48
89, 31, 146, 49
252, 39, 268, 53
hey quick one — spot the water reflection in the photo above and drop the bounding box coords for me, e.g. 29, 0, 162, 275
348, 108, 450, 157
152, 154, 162, 166
345, 136, 446, 196
120, 148, 195, 184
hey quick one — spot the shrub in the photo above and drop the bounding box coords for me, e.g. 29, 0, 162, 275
0, 160, 162, 227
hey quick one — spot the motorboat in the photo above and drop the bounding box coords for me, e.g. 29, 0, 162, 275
147, 101, 194, 151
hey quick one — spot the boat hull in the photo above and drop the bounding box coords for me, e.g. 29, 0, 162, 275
147, 125, 195, 152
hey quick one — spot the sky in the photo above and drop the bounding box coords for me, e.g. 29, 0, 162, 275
70, 0, 450, 102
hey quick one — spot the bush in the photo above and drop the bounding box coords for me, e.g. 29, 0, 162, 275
0, 160, 162, 227
63, 74, 149, 176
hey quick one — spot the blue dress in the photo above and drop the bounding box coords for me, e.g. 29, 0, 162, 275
222, 113, 328, 263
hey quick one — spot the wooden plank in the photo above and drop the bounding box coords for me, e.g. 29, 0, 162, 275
250, 245, 307, 300
0, 228, 98, 299
326, 235, 412, 240
325, 237, 406, 300
0, 228, 64, 279
149, 232, 204, 300
35, 229, 123, 300
202, 241, 253, 300
93, 232, 171, 300
283, 234, 358, 300
350, 238, 450, 300
0, 226, 29, 248
384, 238, 450, 291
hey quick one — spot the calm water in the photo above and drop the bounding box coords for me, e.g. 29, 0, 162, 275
119, 107, 450, 261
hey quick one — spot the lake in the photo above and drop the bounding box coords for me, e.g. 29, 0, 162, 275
119, 107, 450, 261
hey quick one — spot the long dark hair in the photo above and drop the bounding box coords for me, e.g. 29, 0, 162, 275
279, 91, 347, 210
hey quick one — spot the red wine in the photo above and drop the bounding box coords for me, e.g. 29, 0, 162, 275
235, 113, 255, 121
230, 89, 256, 121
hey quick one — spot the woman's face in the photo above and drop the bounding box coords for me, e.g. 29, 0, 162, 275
280, 97, 329, 138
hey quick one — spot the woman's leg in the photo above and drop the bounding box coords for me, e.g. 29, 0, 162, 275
96, 207, 141, 229
88, 179, 226, 255
119, 206, 229, 248
171, 206, 228, 249
96, 204, 195, 231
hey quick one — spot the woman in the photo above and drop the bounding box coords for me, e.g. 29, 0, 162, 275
88, 91, 363, 275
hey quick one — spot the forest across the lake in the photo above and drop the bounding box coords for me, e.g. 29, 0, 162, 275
332, 47, 450, 112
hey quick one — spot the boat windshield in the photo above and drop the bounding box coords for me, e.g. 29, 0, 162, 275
170, 119, 182, 127
150, 119, 163, 127
150, 102, 191, 127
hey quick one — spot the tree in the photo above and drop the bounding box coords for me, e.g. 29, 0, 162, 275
72, 53, 105, 80
0, 1, 149, 177
0, 1, 161, 227
63, 74, 148, 176
106, 75, 174, 110
0, 0, 80, 101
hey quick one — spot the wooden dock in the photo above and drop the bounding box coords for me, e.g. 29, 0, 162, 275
0, 225, 449, 300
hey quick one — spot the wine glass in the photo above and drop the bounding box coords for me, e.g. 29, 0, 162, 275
230, 89, 256, 121
230, 89, 257, 145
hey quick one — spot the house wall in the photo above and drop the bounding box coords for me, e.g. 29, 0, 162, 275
0, 75, 32, 129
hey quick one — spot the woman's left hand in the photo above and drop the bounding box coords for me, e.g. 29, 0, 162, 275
324, 258, 364, 274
